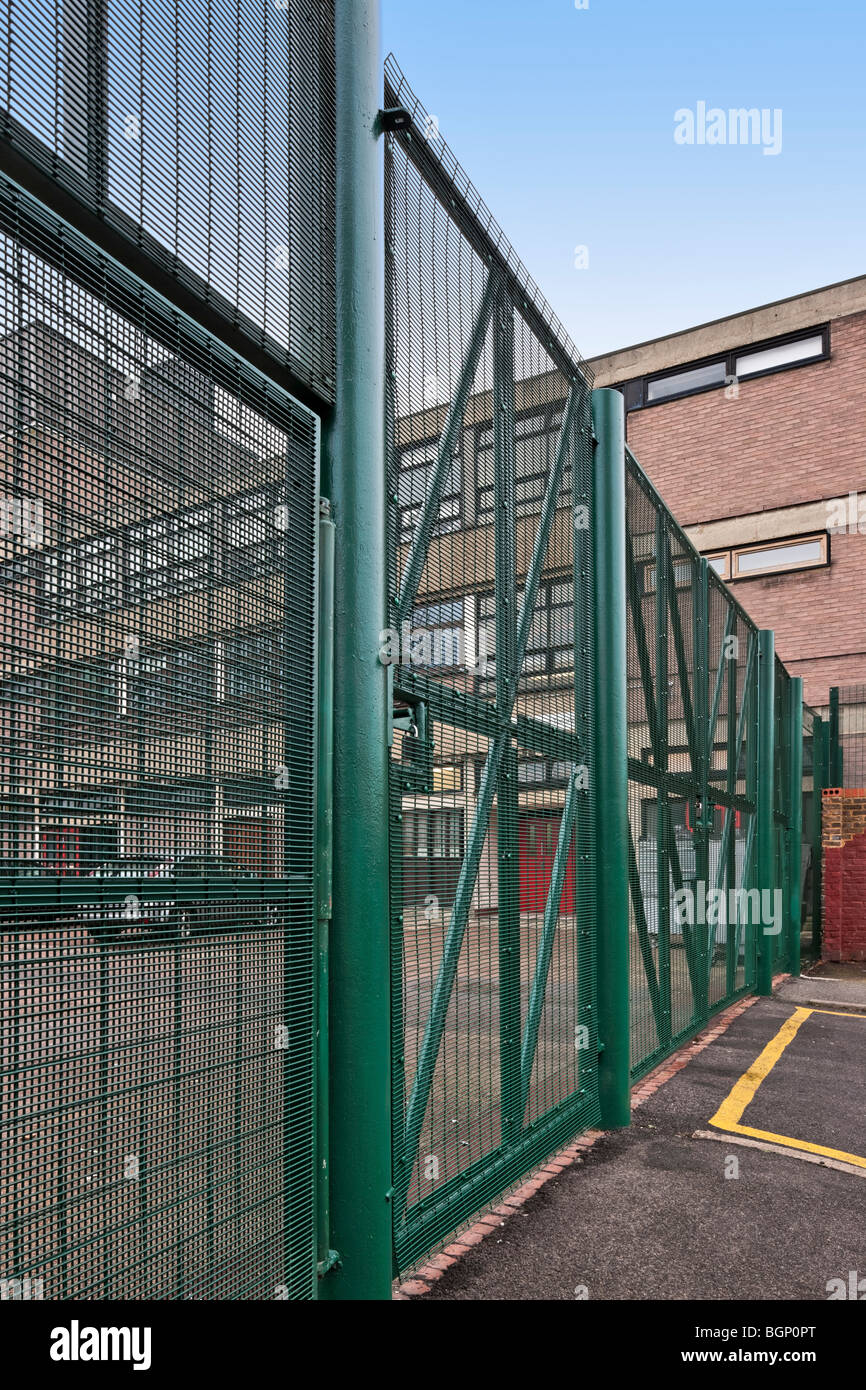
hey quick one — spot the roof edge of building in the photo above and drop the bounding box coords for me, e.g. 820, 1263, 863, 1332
587, 273, 866, 386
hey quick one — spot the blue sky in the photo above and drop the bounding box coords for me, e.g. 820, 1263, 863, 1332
381, 0, 865, 358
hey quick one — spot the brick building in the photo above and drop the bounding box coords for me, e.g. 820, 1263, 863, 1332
588, 274, 866, 713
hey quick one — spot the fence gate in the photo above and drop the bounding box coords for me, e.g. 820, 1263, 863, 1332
625, 450, 762, 1079
384, 58, 600, 1270
0, 0, 334, 1300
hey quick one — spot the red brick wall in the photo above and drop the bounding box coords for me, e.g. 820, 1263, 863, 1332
623, 309, 866, 710
627, 311, 866, 525
822, 789, 866, 961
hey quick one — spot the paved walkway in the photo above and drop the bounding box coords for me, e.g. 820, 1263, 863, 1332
419, 996, 866, 1300
776, 958, 866, 1013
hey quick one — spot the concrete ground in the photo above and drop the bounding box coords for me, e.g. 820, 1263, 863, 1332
776, 958, 866, 1013
421, 996, 866, 1300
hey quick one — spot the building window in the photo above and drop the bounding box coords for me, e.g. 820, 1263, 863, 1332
225, 631, 283, 701
58, 663, 117, 742
128, 644, 212, 730
730, 534, 828, 579
475, 404, 569, 522
129, 506, 212, 601
705, 551, 731, 580
432, 763, 463, 792
734, 333, 825, 379
430, 808, 463, 859
43, 535, 124, 618
477, 579, 573, 693
642, 558, 695, 594
403, 807, 463, 859
410, 601, 466, 670
704, 534, 828, 582
224, 488, 286, 583
621, 325, 830, 410
397, 441, 462, 544
646, 361, 727, 404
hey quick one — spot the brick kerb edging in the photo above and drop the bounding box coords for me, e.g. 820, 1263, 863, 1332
393, 978, 789, 1299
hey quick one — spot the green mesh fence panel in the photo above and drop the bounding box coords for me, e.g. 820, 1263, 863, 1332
832, 684, 866, 789
0, 181, 319, 1299
0, 0, 337, 403
384, 56, 599, 1272
625, 450, 760, 1080
801, 704, 820, 951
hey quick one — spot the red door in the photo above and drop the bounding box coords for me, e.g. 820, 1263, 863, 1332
41, 827, 81, 874
518, 816, 575, 912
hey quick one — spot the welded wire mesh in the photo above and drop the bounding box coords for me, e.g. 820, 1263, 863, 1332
801, 703, 820, 947
834, 684, 866, 789
625, 451, 759, 1078
0, 180, 318, 1299
384, 55, 597, 1271
0, 0, 336, 401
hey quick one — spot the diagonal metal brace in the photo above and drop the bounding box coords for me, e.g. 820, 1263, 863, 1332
396, 271, 498, 622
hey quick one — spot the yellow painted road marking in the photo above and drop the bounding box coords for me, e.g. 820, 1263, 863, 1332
709, 1005, 866, 1171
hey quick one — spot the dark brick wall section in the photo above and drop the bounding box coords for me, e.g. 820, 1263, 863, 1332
822, 788, 866, 962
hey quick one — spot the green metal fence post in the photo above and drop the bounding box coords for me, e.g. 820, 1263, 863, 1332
591, 388, 630, 1127
829, 686, 842, 787
757, 630, 776, 996
316, 498, 336, 1274
812, 714, 825, 956
787, 678, 803, 978
320, 0, 392, 1300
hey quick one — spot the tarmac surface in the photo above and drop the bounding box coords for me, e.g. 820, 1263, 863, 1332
423, 996, 866, 1300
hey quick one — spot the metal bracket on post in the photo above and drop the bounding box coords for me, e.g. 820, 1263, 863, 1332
376, 107, 412, 134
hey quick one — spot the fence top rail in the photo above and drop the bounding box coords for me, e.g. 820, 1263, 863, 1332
384, 55, 590, 389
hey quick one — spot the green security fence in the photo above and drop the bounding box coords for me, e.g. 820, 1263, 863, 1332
0, 178, 320, 1300
0, 0, 814, 1301
625, 455, 760, 1077
624, 455, 805, 1082
0, 0, 331, 1301
383, 57, 602, 1272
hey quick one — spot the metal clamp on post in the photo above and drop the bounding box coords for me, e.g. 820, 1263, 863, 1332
376, 106, 412, 134
392, 688, 434, 793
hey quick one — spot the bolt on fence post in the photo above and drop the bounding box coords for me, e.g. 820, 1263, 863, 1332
320, 0, 393, 1300
590, 388, 631, 1126
787, 678, 803, 978
756, 630, 776, 996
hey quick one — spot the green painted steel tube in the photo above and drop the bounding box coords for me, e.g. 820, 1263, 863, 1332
320, 0, 392, 1300
812, 714, 824, 956
787, 678, 803, 978
829, 686, 841, 787
591, 389, 630, 1127
756, 630, 776, 996
655, 512, 671, 1048
316, 501, 336, 1274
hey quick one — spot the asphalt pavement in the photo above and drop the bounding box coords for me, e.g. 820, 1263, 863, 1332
423, 997, 866, 1300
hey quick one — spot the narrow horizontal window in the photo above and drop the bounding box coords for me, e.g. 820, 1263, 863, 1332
735, 334, 824, 379
646, 361, 726, 403
731, 534, 827, 579
705, 551, 730, 580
